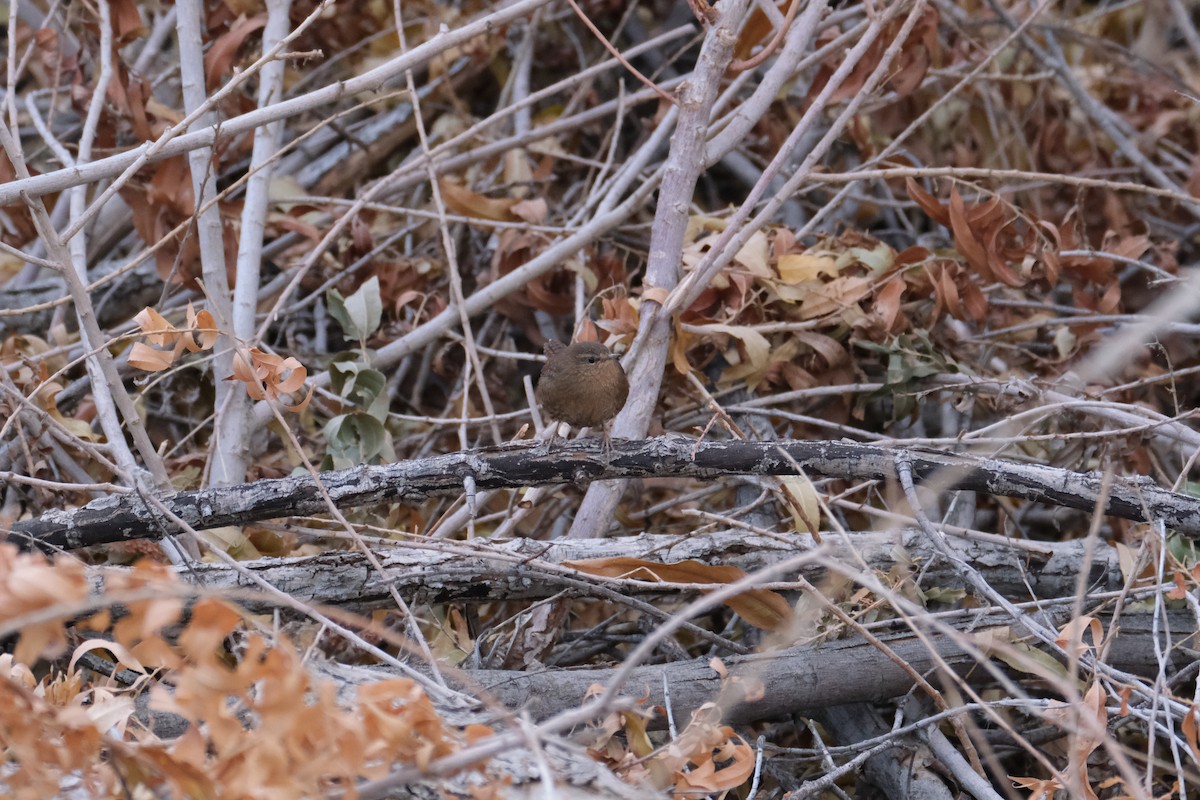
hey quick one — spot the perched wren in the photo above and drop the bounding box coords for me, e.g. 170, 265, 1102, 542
536, 340, 629, 449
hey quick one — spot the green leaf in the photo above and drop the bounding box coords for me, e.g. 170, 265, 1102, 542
1167, 532, 1199, 566
323, 412, 391, 468
327, 276, 382, 343
329, 360, 390, 422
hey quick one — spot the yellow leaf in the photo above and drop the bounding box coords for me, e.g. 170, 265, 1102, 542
780, 475, 821, 535
684, 215, 728, 245
734, 230, 772, 277
267, 174, 306, 203
976, 627, 1068, 680
700, 324, 770, 372
836, 243, 896, 273
199, 526, 259, 558
778, 253, 839, 283
622, 711, 655, 758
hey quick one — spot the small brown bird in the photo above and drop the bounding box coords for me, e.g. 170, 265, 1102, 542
536, 340, 629, 449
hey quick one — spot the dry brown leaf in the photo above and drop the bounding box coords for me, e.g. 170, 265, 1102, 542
130, 304, 219, 371
948, 187, 993, 280
797, 275, 872, 320
906, 178, 950, 226
887, 6, 938, 96
1184, 706, 1200, 765
673, 733, 755, 794
68, 639, 146, 676
204, 15, 267, 90
670, 322, 695, 375
642, 286, 670, 306
1010, 775, 1062, 799
872, 276, 906, 332
1055, 615, 1104, 660
438, 178, 518, 222
1063, 681, 1105, 800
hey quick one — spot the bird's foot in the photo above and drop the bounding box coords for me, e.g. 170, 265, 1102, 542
601, 428, 615, 462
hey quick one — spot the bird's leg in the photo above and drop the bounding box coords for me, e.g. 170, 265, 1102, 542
541, 421, 559, 454
600, 424, 614, 461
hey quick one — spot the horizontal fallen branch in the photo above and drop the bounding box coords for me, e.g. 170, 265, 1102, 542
168, 530, 1124, 614
325, 607, 1191, 729
11, 436, 1199, 550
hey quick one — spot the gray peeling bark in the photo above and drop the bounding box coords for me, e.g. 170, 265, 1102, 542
9, 436, 1200, 550
173, 530, 1125, 615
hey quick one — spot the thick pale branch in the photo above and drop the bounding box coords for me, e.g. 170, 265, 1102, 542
11, 437, 1198, 550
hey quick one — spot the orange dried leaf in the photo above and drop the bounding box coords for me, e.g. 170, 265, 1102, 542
565, 557, 793, 631
673, 732, 755, 793
960, 278, 988, 322
983, 220, 1027, 287
229, 348, 310, 409
134, 307, 177, 346
670, 323, 695, 375
642, 286, 670, 306
185, 305, 219, 352
873, 276, 905, 332
1055, 615, 1104, 659
177, 598, 242, 663
280, 385, 314, 413
1011, 775, 1061, 799
110, 0, 147, 44
274, 357, 308, 393
128, 342, 177, 372
464, 723, 493, 744
948, 187, 991, 279
438, 178, 518, 222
